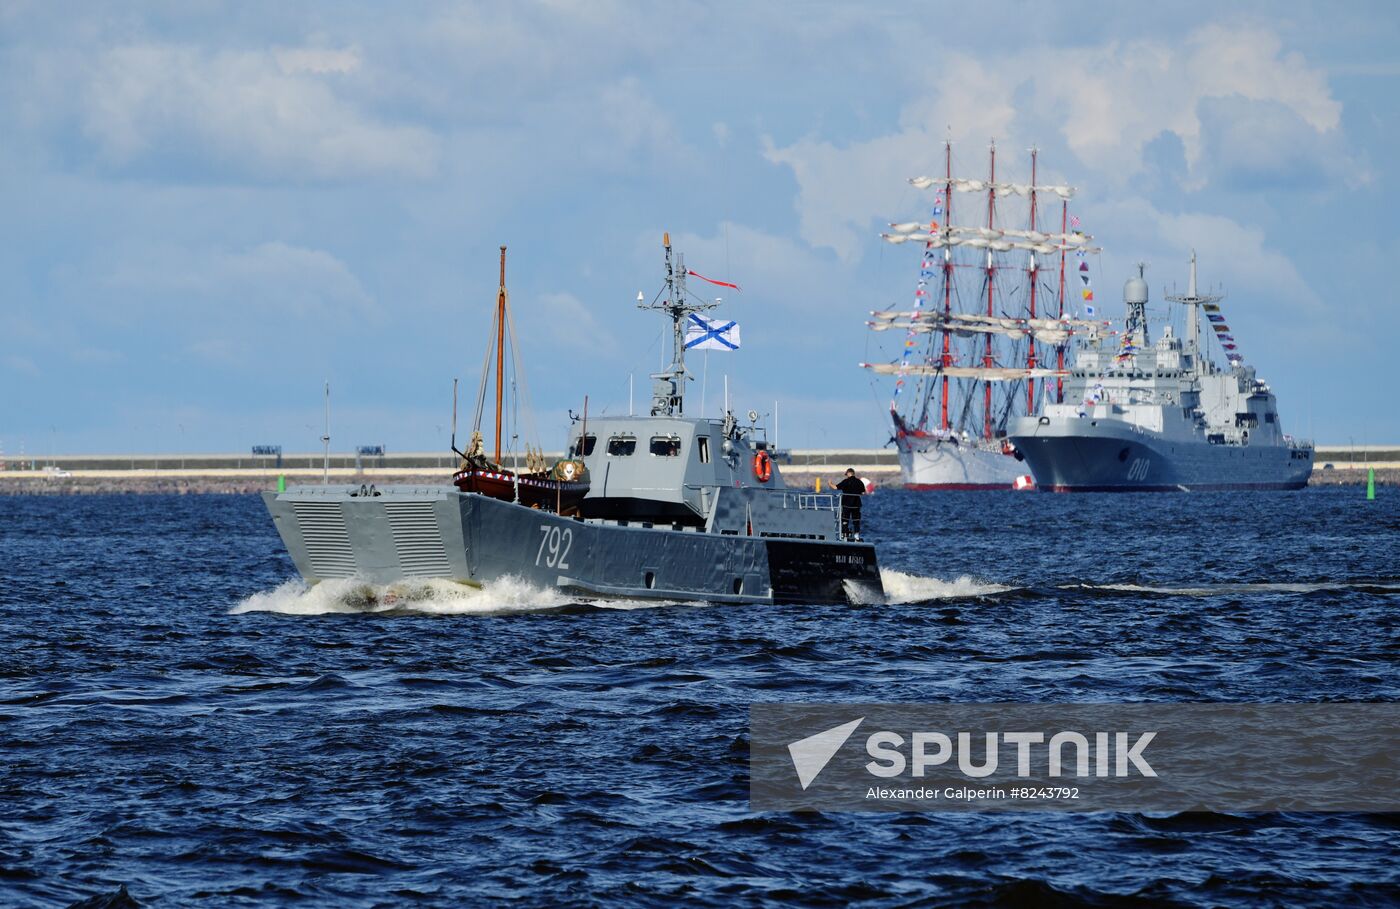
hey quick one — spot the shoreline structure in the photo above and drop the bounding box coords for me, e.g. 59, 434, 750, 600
0, 447, 1391, 494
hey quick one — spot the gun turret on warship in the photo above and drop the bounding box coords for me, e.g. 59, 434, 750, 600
1007, 253, 1313, 491
262, 235, 884, 604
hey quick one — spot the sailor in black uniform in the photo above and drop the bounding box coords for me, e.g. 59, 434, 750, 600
833, 468, 867, 540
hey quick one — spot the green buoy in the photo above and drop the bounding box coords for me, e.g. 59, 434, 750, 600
1366, 467, 1375, 500
277, 474, 286, 493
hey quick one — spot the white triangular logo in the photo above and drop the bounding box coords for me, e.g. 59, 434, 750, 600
787, 718, 864, 790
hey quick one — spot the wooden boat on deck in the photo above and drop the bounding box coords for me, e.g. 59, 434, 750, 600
450, 246, 590, 514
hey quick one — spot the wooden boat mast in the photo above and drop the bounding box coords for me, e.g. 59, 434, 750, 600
495, 245, 507, 465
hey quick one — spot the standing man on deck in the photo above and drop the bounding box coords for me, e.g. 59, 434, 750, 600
832, 468, 867, 541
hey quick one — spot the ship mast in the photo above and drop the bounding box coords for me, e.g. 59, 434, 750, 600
641, 233, 718, 417
940, 141, 954, 431
1026, 147, 1039, 414
494, 245, 507, 464
1056, 198, 1068, 403
983, 140, 996, 440
1165, 250, 1221, 374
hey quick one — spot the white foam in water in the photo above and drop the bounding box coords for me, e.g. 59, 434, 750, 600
232, 575, 691, 617
234, 575, 570, 617
876, 568, 1013, 604
1080, 581, 1400, 597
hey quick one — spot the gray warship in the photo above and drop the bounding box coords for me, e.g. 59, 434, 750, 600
262, 236, 883, 604
1007, 253, 1313, 491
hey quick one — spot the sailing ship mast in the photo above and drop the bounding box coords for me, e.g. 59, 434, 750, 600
982, 141, 996, 440
868, 145, 1098, 435
940, 142, 954, 431
1026, 147, 1039, 414
1057, 191, 1068, 403
454, 245, 590, 511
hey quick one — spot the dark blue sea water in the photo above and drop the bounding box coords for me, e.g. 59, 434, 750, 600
2, 487, 1398, 907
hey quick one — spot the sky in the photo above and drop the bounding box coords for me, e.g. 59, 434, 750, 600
2, 0, 1397, 456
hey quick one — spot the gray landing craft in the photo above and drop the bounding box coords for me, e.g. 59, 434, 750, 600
264, 235, 884, 604
1008, 253, 1313, 491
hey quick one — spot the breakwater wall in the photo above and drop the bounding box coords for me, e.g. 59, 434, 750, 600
0, 448, 1391, 494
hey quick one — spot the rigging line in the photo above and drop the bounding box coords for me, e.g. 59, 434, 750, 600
471, 300, 499, 435
503, 291, 542, 456
728, 218, 739, 282
618, 326, 665, 402
954, 377, 979, 436
995, 373, 1023, 430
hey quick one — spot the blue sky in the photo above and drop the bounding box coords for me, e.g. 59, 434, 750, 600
2, 1, 1396, 455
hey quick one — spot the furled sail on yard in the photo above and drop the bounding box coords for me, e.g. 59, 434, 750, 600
862, 140, 1102, 490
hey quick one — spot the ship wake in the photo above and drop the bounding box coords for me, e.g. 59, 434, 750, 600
859, 568, 1016, 605
231, 575, 678, 617
1065, 580, 1400, 598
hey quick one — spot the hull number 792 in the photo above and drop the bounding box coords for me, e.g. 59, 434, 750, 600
536, 525, 572, 569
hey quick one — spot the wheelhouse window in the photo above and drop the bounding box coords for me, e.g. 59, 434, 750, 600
571, 434, 596, 457
650, 436, 681, 457
607, 436, 636, 456
696, 436, 710, 464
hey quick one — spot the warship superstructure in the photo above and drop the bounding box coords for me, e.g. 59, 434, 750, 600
1007, 254, 1313, 491
263, 236, 883, 604
864, 142, 1097, 489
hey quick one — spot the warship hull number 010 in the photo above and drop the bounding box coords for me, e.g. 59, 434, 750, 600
264, 235, 884, 605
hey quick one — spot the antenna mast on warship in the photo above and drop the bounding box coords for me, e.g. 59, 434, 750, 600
1165, 249, 1222, 373
639, 232, 719, 417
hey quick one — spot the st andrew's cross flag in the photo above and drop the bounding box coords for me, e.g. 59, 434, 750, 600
685, 313, 741, 351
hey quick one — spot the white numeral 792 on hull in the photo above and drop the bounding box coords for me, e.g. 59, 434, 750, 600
535, 525, 572, 569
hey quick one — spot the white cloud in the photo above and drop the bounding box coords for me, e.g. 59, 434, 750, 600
79, 44, 437, 180
1157, 211, 1321, 314
1194, 95, 1363, 191
532, 291, 617, 354
766, 24, 1344, 260
107, 241, 376, 321
587, 77, 698, 170
668, 222, 854, 316
1079, 195, 1348, 373
274, 46, 361, 75
1031, 23, 1339, 178
3, 354, 40, 377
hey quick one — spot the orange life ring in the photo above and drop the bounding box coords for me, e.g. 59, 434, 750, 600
753, 450, 772, 483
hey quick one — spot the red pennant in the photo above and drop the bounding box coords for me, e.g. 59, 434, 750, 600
687, 270, 740, 291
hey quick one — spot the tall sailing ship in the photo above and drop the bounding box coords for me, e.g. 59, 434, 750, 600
863, 142, 1100, 489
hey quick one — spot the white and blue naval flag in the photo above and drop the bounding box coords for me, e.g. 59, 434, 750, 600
684, 314, 741, 351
